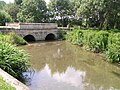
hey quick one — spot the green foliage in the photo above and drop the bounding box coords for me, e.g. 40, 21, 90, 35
66, 30, 120, 63
67, 30, 84, 46
15, 0, 22, 5
17, 0, 48, 23
82, 30, 97, 50
0, 11, 12, 26
0, 1, 6, 10
85, 31, 109, 52
70, 0, 120, 30
0, 33, 29, 81
106, 33, 120, 63
0, 33, 27, 45
48, 0, 72, 26
0, 42, 29, 79
9, 33, 27, 45
0, 76, 15, 90
5, 3, 20, 22
59, 30, 67, 40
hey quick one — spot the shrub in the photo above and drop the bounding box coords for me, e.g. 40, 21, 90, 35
106, 33, 120, 63
83, 30, 96, 50
0, 33, 11, 43
0, 33, 27, 45
87, 31, 109, 52
9, 33, 27, 45
0, 42, 30, 80
66, 29, 120, 63
59, 30, 67, 40
66, 30, 84, 46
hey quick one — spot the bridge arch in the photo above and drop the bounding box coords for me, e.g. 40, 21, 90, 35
23, 34, 36, 42
45, 33, 56, 41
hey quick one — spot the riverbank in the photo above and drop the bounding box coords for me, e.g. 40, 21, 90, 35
63, 30, 120, 63
0, 33, 30, 89
0, 68, 30, 90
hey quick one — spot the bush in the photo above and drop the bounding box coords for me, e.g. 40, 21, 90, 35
82, 30, 96, 50
0, 33, 27, 45
0, 42, 30, 80
66, 30, 109, 52
66, 30, 120, 63
9, 33, 27, 45
106, 33, 120, 63
0, 33, 11, 43
66, 30, 84, 46
86, 31, 109, 52
59, 30, 67, 40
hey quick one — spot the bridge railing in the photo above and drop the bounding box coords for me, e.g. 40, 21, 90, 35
20, 23, 57, 30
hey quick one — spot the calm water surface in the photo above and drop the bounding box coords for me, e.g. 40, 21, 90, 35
21, 41, 120, 90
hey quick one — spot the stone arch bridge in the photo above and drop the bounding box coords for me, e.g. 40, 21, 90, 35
1, 23, 59, 42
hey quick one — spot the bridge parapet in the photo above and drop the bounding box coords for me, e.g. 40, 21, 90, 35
2, 23, 59, 41
20, 23, 57, 30
6, 23, 58, 30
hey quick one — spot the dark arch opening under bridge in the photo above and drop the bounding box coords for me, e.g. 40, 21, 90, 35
45, 33, 56, 41
23, 35, 35, 42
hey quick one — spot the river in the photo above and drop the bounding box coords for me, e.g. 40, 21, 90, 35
20, 41, 120, 90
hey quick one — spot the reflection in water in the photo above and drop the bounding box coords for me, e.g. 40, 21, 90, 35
20, 41, 120, 90
26, 64, 86, 90
53, 66, 86, 87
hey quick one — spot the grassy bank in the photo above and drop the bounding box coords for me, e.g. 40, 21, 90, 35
0, 33, 27, 45
0, 33, 30, 81
0, 76, 15, 90
65, 30, 120, 63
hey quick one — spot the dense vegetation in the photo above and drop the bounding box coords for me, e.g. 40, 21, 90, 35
0, 76, 15, 90
0, 33, 29, 80
0, 33, 27, 45
0, 0, 120, 30
65, 30, 120, 63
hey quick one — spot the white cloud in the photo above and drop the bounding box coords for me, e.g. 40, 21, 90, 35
53, 67, 86, 87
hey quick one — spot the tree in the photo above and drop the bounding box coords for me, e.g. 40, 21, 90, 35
0, 1, 6, 10
102, 0, 120, 29
17, 0, 48, 23
0, 11, 12, 25
48, 0, 72, 27
76, 0, 103, 28
15, 0, 22, 5
75, 0, 120, 30
5, 4, 19, 22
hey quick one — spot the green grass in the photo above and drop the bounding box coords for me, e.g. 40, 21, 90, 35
0, 76, 15, 90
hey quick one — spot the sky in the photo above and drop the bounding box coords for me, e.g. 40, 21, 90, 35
1, 0, 50, 4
